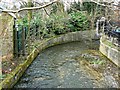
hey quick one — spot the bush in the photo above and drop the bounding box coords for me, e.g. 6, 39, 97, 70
30, 13, 42, 28
46, 12, 70, 35
67, 2, 81, 14
16, 6, 90, 37
45, 11, 90, 35
68, 11, 90, 31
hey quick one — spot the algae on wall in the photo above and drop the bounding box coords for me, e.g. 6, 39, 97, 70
0, 12, 14, 61
0, 49, 1, 81
0, 14, 2, 81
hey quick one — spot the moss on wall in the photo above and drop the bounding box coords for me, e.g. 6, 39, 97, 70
0, 13, 14, 60
0, 31, 95, 89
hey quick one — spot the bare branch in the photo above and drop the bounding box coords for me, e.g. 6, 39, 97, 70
2, 0, 59, 13
33, 1, 50, 16
91, 0, 113, 9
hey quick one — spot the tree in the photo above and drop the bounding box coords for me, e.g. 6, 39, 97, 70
27, 0, 33, 54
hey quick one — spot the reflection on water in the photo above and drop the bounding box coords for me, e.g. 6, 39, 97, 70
14, 41, 118, 88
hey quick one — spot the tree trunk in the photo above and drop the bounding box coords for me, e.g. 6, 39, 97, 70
27, 0, 32, 54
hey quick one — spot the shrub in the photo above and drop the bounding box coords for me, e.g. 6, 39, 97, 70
46, 12, 70, 35
68, 11, 90, 31
67, 2, 81, 14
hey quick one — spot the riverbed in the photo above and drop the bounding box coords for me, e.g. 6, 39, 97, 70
14, 40, 119, 88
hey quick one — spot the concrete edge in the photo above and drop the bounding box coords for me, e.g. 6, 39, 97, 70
99, 37, 120, 67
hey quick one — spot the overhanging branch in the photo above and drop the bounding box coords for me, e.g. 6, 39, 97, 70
2, 0, 59, 13
91, 0, 113, 9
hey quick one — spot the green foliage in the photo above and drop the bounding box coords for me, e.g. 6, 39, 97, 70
46, 12, 70, 35
47, 8, 90, 35
16, 16, 28, 31
17, 16, 28, 26
67, 2, 98, 14
50, 2, 64, 15
91, 59, 104, 65
67, 2, 81, 13
30, 13, 42, 27
84, 3, 105, 16
50, 3, 58, 14
82, 2, 97, 14
68, 11, 90, 31
16, 2, 90, 36
67, 1, 105, 29
31, 10, 90, 35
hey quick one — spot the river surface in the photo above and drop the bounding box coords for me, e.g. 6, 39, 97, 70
14, 41, 116, 88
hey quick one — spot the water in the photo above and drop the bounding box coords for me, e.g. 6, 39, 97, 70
14, 41, 117, 88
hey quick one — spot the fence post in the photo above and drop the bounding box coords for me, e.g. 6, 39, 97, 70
13, 18, 18, 57
22, 26, 25, 56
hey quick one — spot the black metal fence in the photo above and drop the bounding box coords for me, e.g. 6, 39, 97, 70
13, 25, 26, 57
13, 22, 40, 57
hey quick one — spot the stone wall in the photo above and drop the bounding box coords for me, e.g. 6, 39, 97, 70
0, 13, 14, 61
99, 37, 120, 67
0, 30, 95, 88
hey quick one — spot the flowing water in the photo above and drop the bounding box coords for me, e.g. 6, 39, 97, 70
14, 41, 119, 88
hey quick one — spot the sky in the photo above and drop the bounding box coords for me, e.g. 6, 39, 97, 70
0, 0, 119, 9
0, 0, 51, 9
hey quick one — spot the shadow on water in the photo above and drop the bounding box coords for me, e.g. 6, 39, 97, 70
14, 39, 119, 88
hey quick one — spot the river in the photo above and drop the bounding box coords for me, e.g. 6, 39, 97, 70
14, 40, 119, 88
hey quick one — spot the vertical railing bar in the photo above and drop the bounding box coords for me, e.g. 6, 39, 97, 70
13, 18, 18, 57
22, 26, 25, 56
17, 30, 20, 57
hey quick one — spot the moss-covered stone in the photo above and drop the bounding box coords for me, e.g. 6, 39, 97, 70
0, 31, 95, 89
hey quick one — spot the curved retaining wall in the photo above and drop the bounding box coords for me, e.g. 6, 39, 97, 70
99, 37, 120, 67
0, 31, 94, 89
